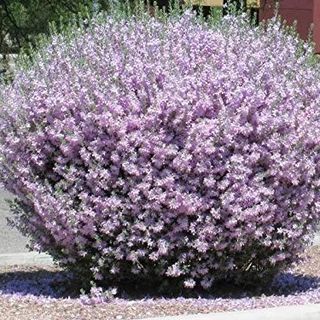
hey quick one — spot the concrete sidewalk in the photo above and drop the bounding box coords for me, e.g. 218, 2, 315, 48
0, 189, 29, 254
314, 233, 320, 245
0, 252, 53, 265
0, 189, 53, 265
140, 304, 320, 320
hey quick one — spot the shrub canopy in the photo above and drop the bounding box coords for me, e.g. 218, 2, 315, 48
1, 9, 320, 292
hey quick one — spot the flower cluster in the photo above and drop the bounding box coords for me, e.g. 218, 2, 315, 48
1, 10, 320, 291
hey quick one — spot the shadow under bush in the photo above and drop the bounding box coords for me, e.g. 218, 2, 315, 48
0, 268, 319, 302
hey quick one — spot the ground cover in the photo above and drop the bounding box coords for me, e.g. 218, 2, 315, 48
0, 246, 320, 320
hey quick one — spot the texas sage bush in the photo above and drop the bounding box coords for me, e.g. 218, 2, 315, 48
1, 7, 320, 292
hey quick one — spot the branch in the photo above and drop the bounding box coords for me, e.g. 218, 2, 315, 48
1, 0, 28, 48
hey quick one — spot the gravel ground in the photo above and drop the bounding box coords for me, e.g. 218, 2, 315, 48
0, 246, 320, 320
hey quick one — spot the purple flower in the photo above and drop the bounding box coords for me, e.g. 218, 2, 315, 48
0, 10, 320, 291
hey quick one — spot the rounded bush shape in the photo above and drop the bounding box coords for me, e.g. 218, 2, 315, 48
1, 11, 320, 290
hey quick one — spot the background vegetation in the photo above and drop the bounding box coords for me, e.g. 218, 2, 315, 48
0, 0, 260, 56
0, 0, 107, 55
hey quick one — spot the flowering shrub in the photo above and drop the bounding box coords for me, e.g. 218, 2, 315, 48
1, 8, 320, 291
